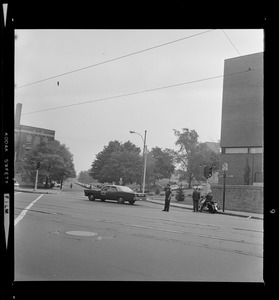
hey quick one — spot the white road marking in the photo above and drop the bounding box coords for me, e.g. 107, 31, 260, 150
14, 194, 44, 226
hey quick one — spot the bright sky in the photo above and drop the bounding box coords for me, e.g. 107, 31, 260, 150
15, 29, 264, 175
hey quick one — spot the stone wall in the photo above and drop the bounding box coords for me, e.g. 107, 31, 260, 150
211, 185, 263, 214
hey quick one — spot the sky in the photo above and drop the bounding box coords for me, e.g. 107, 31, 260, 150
15, 29, 264, 175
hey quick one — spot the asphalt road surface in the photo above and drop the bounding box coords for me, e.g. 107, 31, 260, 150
14, 183, 263, 281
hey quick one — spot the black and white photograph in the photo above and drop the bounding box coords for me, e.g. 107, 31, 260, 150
2, 4, 271, 299
13, 28, 264, 281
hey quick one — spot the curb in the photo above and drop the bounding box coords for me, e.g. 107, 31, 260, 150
146, 198, 263, 220
15, 189, 61, 195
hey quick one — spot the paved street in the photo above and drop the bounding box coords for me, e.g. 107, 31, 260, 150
14, 183, 263, 281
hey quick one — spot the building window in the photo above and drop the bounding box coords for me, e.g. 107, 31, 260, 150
43, 137, 48, 143
224, 147, 248, 154
26, 134, 32, 144
25, 147, 30, 156
249, 147, 263, 154
34, 136, 41, 145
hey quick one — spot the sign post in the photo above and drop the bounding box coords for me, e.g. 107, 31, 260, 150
251, 148, 256, 185
34, 161, 40, 191
222, 162, 228, 212
34, 169, 39, 191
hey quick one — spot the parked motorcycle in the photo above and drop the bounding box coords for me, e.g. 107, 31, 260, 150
199, 196, 220, 213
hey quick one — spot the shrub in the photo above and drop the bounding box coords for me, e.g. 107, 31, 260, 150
175, 185, 185, 201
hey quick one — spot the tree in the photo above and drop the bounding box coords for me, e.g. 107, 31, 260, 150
144, 151, 156, 187
175, 184, 185, 201
90, 140, 142, 185
173, 128, 220, 188
16, 140, 76, 186
78, 170, 94, 184
173, 128, 200, 188
150, 147, 175, 183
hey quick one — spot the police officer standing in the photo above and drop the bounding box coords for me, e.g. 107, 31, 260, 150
162, 184, 172, 212
192, 187, 200, 212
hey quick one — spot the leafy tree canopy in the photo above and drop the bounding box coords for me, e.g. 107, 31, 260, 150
149, 147, 175, 182
16, 140, 76, 184
90, 140, 142, 185
77, 170, 95, 184
173, 128, 220, 187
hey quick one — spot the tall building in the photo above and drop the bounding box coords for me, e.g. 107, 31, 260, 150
219, 52, 263, 185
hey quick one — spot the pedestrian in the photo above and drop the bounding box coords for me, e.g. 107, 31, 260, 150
162, 184, 172, 212
70, 183, 73, 189
192, 187, 200, 212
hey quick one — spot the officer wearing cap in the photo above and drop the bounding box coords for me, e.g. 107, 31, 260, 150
162, 184, 172, 212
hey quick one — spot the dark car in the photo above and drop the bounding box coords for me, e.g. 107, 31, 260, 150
84, 185, 144, 205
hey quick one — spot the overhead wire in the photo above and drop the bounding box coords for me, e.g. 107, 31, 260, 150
222, 30, 241, 56
16, 29, 215, 89
22, 68, 256, 115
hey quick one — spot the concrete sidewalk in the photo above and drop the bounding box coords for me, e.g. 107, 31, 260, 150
15, 187, 62, 195
146, 196, 263, 220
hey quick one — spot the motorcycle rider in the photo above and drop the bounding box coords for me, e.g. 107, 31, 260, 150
199, 190, 213, 212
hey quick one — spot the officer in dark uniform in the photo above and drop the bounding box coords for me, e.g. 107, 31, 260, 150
192, 187, 201, 212
162, 184, 172, 212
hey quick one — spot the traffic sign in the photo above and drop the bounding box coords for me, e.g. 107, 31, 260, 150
222, 162, 228, 171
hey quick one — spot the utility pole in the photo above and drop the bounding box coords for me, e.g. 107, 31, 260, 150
221, 162, 228, 212
15, 103, 22, 164
142, 130, 147, 194
222, 170, 226, 212
129, 130, 147, 193
251, 148, 256, 185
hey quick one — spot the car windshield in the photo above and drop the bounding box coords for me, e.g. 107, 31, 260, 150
117, 186, 134, 193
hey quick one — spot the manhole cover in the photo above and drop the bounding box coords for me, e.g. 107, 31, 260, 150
66, 231, 98, 237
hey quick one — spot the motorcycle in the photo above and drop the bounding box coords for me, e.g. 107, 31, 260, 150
199, 196, 220, 213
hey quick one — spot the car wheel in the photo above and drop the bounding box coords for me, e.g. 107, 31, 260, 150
118, 197, 125, 204
88, 195, 95, 201
128, 200, 135, 205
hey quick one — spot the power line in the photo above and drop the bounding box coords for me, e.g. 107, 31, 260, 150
222, 30, 241, 56
22, 68, 255, 115
16, 29, 215, 89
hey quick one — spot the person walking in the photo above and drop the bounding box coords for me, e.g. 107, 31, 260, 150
192, 187, 200, 212
162, 184, 172, 212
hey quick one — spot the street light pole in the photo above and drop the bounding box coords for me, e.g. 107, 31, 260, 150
142, 130, 147, 194
222, 162, 228, 212
251, 148, 256, 185
129, 130, 147, 193
222, 170, 226, 212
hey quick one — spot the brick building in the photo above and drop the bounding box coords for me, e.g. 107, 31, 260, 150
219, 52, 263, 186
15, 124, 55, 161
14, 103, 55, 184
